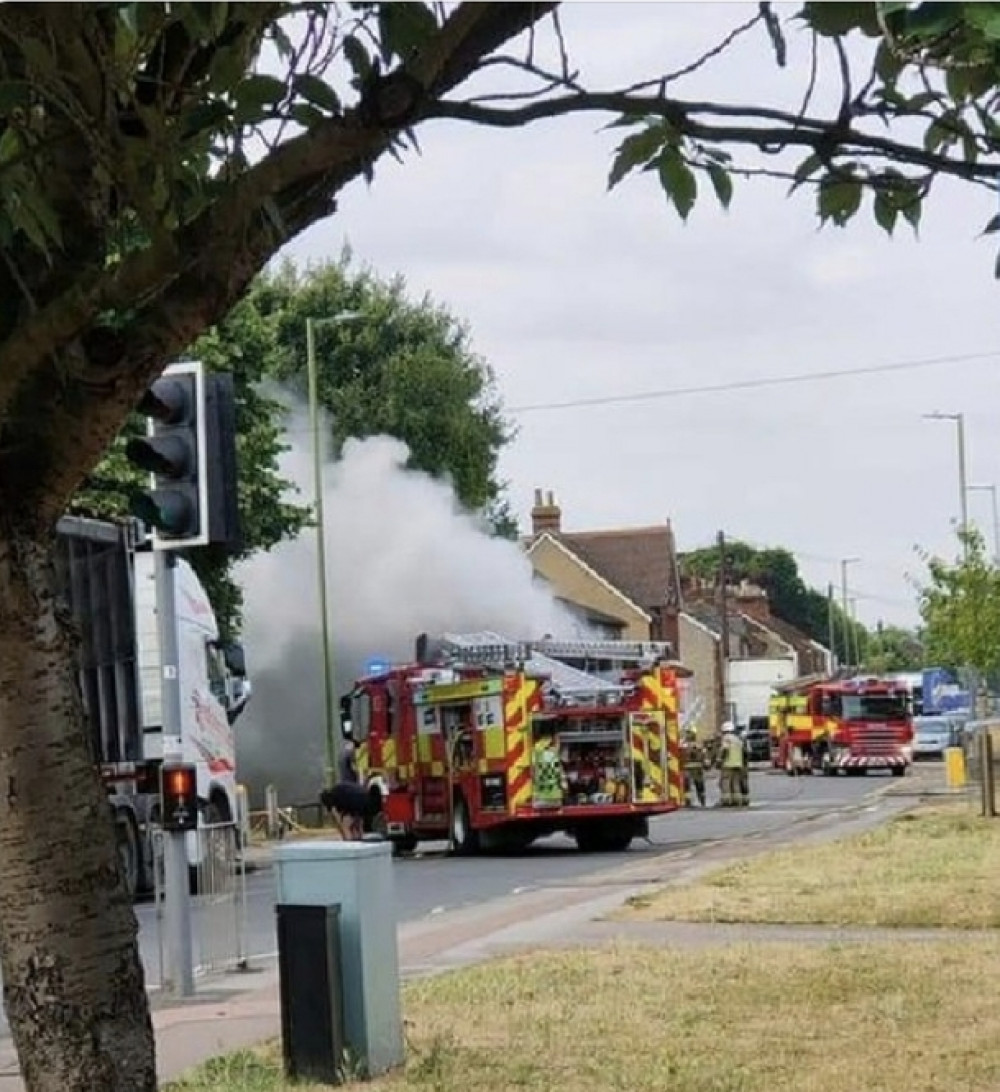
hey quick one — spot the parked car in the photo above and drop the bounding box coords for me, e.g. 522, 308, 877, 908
912, 715, 963, 759
741, 717, 772, 763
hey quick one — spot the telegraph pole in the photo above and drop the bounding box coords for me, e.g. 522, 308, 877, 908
827, 583, 836, 672
840, 557, 859, 669
717, 531, 730, 725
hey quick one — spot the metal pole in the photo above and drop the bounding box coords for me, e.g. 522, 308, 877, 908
990, 486, 999, 566
849, 598, 861, 669
827, 583, 836, 672
957, 413, 969, 557
840, 560, 851, 668
307, 318, 340, 791
155, 549, 194, 998
717, 530, 730, 724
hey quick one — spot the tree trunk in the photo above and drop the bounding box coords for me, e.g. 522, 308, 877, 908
0, 529, 155, 1092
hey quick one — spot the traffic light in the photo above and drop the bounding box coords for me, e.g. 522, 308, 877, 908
160, 762, 199, 833
127, 360, 242, 552
126, 360, 207, 548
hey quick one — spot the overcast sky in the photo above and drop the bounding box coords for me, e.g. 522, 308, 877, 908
283, 2, 1000, 630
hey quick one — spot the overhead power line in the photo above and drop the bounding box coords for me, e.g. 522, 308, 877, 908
509, 348, 1000, 415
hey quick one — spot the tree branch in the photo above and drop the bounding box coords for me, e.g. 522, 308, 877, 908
429, 91, 1000, 182
3, 1, 560, 523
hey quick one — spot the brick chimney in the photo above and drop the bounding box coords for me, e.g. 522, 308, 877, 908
530, 488, 562, 536
733, 581, 771, 622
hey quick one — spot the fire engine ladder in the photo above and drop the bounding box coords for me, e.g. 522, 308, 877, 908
439, 631, 629, 706
531, 638, 675, 664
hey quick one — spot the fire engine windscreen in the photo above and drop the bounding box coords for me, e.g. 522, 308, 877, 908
836, 693, 907, 721
236, 401, 590, 805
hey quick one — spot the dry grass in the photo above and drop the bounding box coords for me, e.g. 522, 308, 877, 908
167, 939, 1000, 1092
621, 803, 1000, 928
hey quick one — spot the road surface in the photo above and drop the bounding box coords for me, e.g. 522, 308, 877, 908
0, 766, 902, 1038
138, 766, 893, 984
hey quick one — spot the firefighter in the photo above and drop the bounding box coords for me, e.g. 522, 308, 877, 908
532, 727, 566, 808
718, 723, 748, 807
321, 781, 382, 840
682, 728, 707, 807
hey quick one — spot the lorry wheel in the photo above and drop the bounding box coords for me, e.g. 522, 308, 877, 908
450, 795, 479, 855
115, 812, 140, 900
891, 766, 906, 778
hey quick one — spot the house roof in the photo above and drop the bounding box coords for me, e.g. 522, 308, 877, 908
682, 604, 790, 660
553, 525, 681, 611
754, 613, 828, 661
526, 532, 651, 621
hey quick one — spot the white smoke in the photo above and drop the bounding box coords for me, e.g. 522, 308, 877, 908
235, 402, 583, 804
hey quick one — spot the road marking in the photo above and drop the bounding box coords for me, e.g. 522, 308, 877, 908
429, 905, 445, 915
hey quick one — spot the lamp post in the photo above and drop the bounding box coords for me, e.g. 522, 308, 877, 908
307, 311, 362, 791
968, 483, 1000, 565
840, 557, 859, 669
923, 411, 968, 556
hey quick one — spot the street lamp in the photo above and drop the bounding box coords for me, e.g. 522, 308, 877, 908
840, 557, 859, 669
923, 411, 968, 555
967, 483, 1000, 565
306, 310, 363, 791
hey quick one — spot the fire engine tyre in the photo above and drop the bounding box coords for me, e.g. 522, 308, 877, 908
892, 766, 907, 777
114, 811, 141, 900
450, 795, 480, 855
391, 835, 418, 856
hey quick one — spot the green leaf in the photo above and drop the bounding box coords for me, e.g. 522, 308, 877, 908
900, 190, 922, 230
343, 35, 373, 87
789, 152, 822, 192
0, 126, 19, 164
377, 3, 438, 64
873, 190, 898, 235
873, 40, 905, 83
290, 103, 325, 130
761, 3, 787, 66
607, 126, 669, 190
657, 147, 697, 221
292, 74, 341, 114
802, 2, 881, 37
182, 100, 232, 140
234, 74, 287, 111
817, 177, 862, 226
707, 163, 733, 210
964, 3, 1000, 37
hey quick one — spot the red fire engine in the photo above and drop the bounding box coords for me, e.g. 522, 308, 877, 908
769, 674, 914, 776
345, 634, 688, 854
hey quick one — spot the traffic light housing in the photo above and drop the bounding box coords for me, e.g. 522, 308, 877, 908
127, 360, 242, 553
160, 762, 199, 833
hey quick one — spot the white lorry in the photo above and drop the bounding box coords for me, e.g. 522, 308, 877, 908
56, 515, 250, 898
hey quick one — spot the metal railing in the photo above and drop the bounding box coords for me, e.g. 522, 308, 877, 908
152, 820, 249, 984
961, 720, 1000, 816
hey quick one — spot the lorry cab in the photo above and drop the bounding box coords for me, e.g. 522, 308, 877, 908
134, 552, 249, 836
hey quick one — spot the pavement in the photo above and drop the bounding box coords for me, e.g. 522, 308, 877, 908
0, 762, 965, 1089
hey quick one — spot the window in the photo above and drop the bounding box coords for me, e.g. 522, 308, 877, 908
840, 693, 907, 722
351, 691, 372, 741
205, 644, 227, 703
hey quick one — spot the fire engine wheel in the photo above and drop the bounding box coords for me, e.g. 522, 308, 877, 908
450, 795, 480, 856
891, 766, 907, 778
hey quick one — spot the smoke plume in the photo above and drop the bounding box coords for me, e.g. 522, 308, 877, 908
235, 402, 582, 805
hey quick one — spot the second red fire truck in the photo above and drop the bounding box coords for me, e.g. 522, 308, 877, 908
769, 674, 914, 777
344, 633, 688, 854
